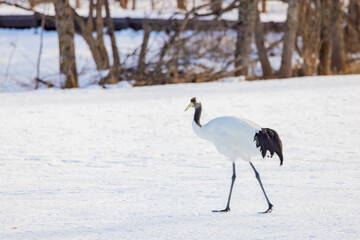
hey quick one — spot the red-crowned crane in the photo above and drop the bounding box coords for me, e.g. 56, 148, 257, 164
185, 97, 283, 213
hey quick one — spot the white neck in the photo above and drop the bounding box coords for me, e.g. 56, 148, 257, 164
192, 120, 210, 141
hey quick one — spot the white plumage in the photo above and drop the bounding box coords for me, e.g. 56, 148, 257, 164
185, 97, 283, 213
192, 116, 261, 161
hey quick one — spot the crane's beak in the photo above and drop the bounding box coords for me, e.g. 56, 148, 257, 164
185, 103, 193, 112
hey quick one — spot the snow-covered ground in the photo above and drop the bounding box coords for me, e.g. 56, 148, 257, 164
0, 75, 359, 239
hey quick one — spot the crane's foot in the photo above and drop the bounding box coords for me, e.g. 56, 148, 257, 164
212, 207, 230, 213
258, 204, 273, 214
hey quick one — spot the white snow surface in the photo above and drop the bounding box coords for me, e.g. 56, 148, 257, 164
0, 75, 360, 239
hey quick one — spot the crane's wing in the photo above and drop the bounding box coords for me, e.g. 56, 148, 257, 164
204, 116, 260, 140
203, 116, 261, 158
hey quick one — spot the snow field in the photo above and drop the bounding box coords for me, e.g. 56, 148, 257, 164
0, 75, 359, 239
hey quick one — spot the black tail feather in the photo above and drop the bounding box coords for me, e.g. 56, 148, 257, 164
254, 128, 283, 166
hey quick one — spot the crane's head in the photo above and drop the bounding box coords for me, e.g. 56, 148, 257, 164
185, 97, 201, 111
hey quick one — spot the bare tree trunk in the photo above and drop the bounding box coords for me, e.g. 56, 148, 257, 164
82, 34, 110, 70
76, 0, 81, 8
132, 0, 136, 9
210, 0, 222, 14
318, 0, 332, 75
99, 0, 121, 85
255, 9, 272, 79
299, 0, 321, 76
95, 0, 110, 69
72, 0, 110, 71
261, 0, 266, 12
318, 41, 332, 75
177, 0, 187, 10
119, 0, 128, 9
138, 21, 150, 82
35, 14, 46, 89
235, 0, 258, 77
348, 0, 360, 32
331, 0, 347, 74
345, 0, 360, 53
54, 0, 78, 88
278, 0, 299, 78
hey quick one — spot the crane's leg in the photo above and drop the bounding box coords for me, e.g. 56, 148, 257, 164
213, 162, 236, 212
250, 162, 273, 213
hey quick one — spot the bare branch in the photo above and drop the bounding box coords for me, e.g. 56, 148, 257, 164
4, 41, 17, 83
0, 0, 54, 23
35, 13, 46, 89
194, 0, 239, 17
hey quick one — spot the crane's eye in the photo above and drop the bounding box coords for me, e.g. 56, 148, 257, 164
191, 97, 197, 103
